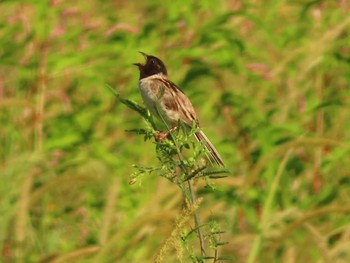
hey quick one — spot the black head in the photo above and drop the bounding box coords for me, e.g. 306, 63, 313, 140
133, 52, 168, 80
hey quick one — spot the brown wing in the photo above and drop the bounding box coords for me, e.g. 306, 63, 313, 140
155, 77, 199, 127
151, 76, 224, 166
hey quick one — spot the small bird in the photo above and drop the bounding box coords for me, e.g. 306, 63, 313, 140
133, 52, 224, 167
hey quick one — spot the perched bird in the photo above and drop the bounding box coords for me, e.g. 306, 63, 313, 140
133, 52, 224, 167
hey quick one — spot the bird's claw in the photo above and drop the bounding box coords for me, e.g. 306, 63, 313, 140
155, 126, 178, 141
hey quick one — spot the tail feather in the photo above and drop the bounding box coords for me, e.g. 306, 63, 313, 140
194, 130, 225, 167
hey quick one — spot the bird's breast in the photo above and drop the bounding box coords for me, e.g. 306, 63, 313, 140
138, 77, 162, 119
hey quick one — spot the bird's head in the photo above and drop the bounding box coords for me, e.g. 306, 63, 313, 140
133, 52, 168, 79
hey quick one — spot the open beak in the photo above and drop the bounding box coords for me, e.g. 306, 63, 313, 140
138, 51, 148, 57
133, 51, 148, 68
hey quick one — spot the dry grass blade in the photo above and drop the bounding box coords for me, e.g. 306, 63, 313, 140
14, 170, 35, 262
99, 178, 120, 245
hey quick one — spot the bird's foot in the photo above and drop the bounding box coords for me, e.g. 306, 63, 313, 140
155, 126, 178, 141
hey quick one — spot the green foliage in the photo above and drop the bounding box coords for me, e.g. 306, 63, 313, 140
1, 0, 350, 262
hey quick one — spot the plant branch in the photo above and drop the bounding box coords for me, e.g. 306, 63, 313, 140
155, 104, 207, 259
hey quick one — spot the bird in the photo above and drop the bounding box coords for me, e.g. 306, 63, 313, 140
133, 52, 224, 167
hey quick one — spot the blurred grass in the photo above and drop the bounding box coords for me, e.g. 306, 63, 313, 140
1, 0, 350, 262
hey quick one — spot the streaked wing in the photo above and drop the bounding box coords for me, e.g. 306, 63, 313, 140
145, 75, 224, 167
154, 77, 199, 126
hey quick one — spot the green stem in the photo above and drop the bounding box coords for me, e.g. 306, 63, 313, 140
156, 103, 206, 259
187, 180, 206, 259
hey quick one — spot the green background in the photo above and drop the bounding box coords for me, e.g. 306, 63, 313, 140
1, 0, 350, 262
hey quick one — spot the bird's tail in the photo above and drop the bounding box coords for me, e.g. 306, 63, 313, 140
194, 130, 224, 167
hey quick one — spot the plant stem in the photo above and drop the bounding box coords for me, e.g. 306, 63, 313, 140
187, 180, 206, 259
171, 136, 206, 258
164, 125, 206, 258
171, 138, 206, 258
153, 99, 207, 258
35, 40, 49, 152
